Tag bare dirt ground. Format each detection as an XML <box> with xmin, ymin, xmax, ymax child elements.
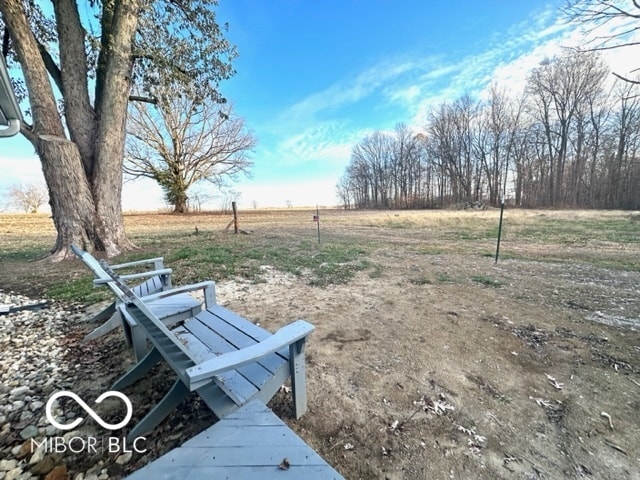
<box><xmin>1</xmin><ymin>209</ymin><xmax>639</xmax><ymax>479</ymax></box>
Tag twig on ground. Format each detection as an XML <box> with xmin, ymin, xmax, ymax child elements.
<box><xmin>486</xmin><ymin>412</ymin><xmax>505</xmax><ymax>428</ymax></box>
<box><xmin>326</xmin><ymin>435</ymin><xmax>350</xmax><ymax>452</ymax></box>
<box><xmin>545</xmin><ymin>373</ymin><xmax>564</xmax><ymax>390</ymax></box>
<box><xmin>603</xmin><ymin>439</ymin><xmax>627</xmax><ymax>456</ymax></box>
<box><xmin>601</xmin><ymin>411</ymin><xmax>614</xmax><ymax>430</ymax></box>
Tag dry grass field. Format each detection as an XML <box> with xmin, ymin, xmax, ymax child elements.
<box><xmin>1</xmin><ymin>208</ymin><xmax>639</xmax><ymax>479</ymax></box>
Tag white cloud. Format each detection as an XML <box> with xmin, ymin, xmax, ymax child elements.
<box><xmin>284</xmin><ymin>59</ymin><xmax>421</xmax><ymax>122</ymax></box>
<box><xmin>273</xmin><ymin>121</ymin><xmax>366</xmax><ymax>168</ymax></box>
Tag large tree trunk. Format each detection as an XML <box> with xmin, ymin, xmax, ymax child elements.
<box><xmin>90</xmin><ymin>0</ymin><xmax>141</xmax><ymax>256</ymax></box>
<box><xmin>1</xmin><ymin>0</ymin><xmax>96</xmax><ymax>260</ymax></box>
<box><xmin>0</xmin><ymin>0</ymin><xmax>139</xmax><ymax>260</ymax></box>
<box><xmin>37</xmin><ymin>136</ymin><xmax>97</xmax><ymax>260</ymax></box>
<box><xmin>173</xmin><ymin>193</ymin><xmax>189</xmax><ymax>214</ymax></box>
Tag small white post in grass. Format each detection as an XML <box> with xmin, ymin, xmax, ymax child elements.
<box><xmin>495</xmin><ymin>196</ymin><xmax>505</xmax><ymax>263</ymax></box>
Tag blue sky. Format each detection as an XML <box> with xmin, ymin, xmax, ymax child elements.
<box><xmin>1</xmin><ymin>1</ymin><xmax>638</xmax><ymax>211</ymax></box>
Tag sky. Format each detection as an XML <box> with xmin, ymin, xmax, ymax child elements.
<box><xmin>1</xmin><ymin>1</ymin><xmax>639</xmax><ymax>212</ymax></box>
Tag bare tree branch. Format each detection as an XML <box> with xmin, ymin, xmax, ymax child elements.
<box><xmin>564</xmin><ymin>1</ymin><xmax>640</xmax><ymax>84</ymax></box>
<box><xmin>613</xmin><ymin>72</ymin><xmax>640</xmax><ymax>84</ymax></box>
<box><xmin>125</xmin><ymin>96</ymin><xmax>255</xmax><ymax>213</ymax></box>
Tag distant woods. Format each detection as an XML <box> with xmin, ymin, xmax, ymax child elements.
<box><xmin>337</xmin><ymin>53</ymin><xmax>640</xmax><ymax>210</ymax></box>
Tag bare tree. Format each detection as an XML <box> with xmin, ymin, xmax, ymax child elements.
<box><xmin>339</xmin><ymin>52</ymin><xmax>640</xmax><ymax>210</ymax></box>
<box><xmin>473</xmin><ymin>84</ymin><xmax>524</xmax><ymax>206</ymax></box>
<box><xmin>563</xmin><ymin>0</ymin><xmax>640</xmax><ymax>84</ymax></box>
<box><xmin>126</xmin><ymin>98</ymin><xmax>255</xmax><ymax>213</ymax></box>
<box><xmin>189</xmin><ymin>189</ymin><xmax>215</xmax><ymax>213</ymax></box>
<box><xmin>526</xmin><ymin>53</ymin><xmax>608</xmax><ymax>204</ymax></box>
<box><xmin>426</xmin><ymin>96</ymin><xmax>480</xmax><ymax>204</ymax></box>
<box><xmin>6</xmin><ymin>183</ymin><xmax>48</xmax><ymax>213</ymax></box>
<box><xmin>219</xmin><ymin>190</ymin><xmax>240</xmax><ymax>214</ymax></box>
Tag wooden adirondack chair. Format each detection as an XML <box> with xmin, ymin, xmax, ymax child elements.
<box><xmin>71</xmin><ymin>245</ymin><xmax>206</xmax><ymax>353</ymax></box>
<box><xmin>98</xmin><ymin>259</ymin><xmax>314</xmax><ymax>441</ymax></box>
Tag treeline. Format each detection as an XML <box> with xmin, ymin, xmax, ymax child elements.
<box><xmin>337</xmin><ymin>52</ymin><xmax>640</xmax><ymax>210</ymax></box>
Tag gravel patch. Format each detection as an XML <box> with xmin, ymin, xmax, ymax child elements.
<box><xmin>0</xmin><ymin>289</ymin><xmax>232</xmax><ymax>480</ymax></box>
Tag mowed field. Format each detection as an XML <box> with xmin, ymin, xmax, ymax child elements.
<box><xmin>1</xmin><ymin>208</ymin><xmax>639</xmax><ymax>479</ymax></box>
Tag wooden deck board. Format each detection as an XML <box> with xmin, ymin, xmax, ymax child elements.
<box><xmin>125</xmin><ymin>400</ymin><xmax>343</xmax><ymax>480</ymax></box>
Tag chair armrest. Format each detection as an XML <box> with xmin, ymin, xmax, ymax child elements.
<box><xmin>111</xmin><ymin>257</ymin><xmax>165</xmax><ymax>270</ymax></box>
<box><xmin>185</xmin><ymin>320</ymin><xmax>314</xmax><ymax>391</ymax></box>
<box><xmin>92</xmin><ymin>268</ymin><xmax>173</xmax><ymax>286</ymax></box>
<box><xmin>140</xmin><ymin>281</ymin><xmax>216</xmax><ymax>309</ymax></box>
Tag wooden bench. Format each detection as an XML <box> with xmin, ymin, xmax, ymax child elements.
<box><xmin>71</xmin><ymin>245</ymin><xmax>204</xmax><ymax>351</ymax></box>
<box><xmin>98</xmin><ymin>261</ymin><xmax>315</xmax><ymax>441</ymax></box>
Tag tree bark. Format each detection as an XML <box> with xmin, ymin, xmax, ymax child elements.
<box><xmin>0</xmin><ymin>0</ymin><xmax>139</xmax><ymax>259</ymax></box>
<box><xmin>91</xmin><ymin>0</ymin><xmax>141</xmax><ymax>256</ymax></box>
<box><xmin>0</xmin><ymin>0</ymin><xmax>98</xmax><ymax>259</ymax></box>
<box><xmin>38</xmin><ymin>136</ymin><xmax>97</xmax><ymax>260</ymax></box>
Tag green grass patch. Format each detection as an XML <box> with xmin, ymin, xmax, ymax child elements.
<box><xmin>436</xmin><ymin>273</ymin><xmax>457</xmax><ymax>284</ymax></box>
<box><xmin>515</xmin><ymin>217</ymin><xmax>640</xmax><ymax>245</ymax></box>
<box><xmin>456</xmin><ymin>227</ymin><xmax>498</xmax><ymax>241</ymax></box>
<box><xmin>381</xmin><ymin>218</ymin><xmax>416</xmax><ymax>229</ymax></box>
<box><xmin>163</xmin><ymin>237</ymin><xmax>370</xmax><ymax>286</ymax></box>
<box><xmin>413</xmin><ymin>245</ymin><xmax>448</xmax><ymax>255</ymax></box>
<box><xmin>0</xmin><ymin>246</ymin><xmax>50</xmax><ymax>262</ymax></box>
<box><xmin>368</xmin><ymin>264</ymin><xmax>384</xmax><ymax>279</ymax></box>
<box><xmin>46</xmin><ymin>277</ymin><xmax>111</xmax><ymax>303</ymax></box>
<box><xmin>470</xmin><ymin>274</ymin><xmax>504</xmax><ymax>288</ymax></box>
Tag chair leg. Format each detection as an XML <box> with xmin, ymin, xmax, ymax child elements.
<box><xmin>88</xmin><ymin>302</ymin><xmax>116</xmax><ymax>324</ymax></box>
<box><xmin>131</xmin><ymin>325</ymin><xmax>149</xmax><ymax>362</ymax></box>
<box><xmin>289</xmin><ymin>338</ymin><xmax>308</xmax><ymax>419</ymax></box>
<box><xmin>83</xmin><ymin>313</ymin><xmax>121</xmax><ymax>342</ymax></box>
<box><xmin>126</xmin><ymin>379</ymin><xmax>190</xmax><ymax>441</ymax></box>
<box><xmin>113</xmin><ymin>347</ymin><xmax>162</xmax><ymax>390</ymax></box>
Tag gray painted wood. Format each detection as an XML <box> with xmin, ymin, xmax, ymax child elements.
<box><xmin>125</xmin><ymin>400</ymin><xmax>344</xmax><ymax>480</ymax></box>
<box><xmin>71</xmin><ymin>245</ymin><xmax>204</xmax><ymax>343</ymax></box>
<box><xmin>80</xmin><ymin>247</ymin><xmax>315</xmax><ymax>448</ymax></box>
<box><xmin>173</xmin><ymin>328</ymin><xmax>259</xmax><ymax>405</ymax></box>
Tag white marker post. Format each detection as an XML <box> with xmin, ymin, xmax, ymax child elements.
<box><xmin>495</xmin><ymin>196</ymin><xmax>505</xmax><ymax>263</ymax></box>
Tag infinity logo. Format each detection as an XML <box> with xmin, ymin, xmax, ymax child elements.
<box><xmin>45</xmin><ymin>391</ymin><xmax>133</xmax><ymax>431</ymax></box>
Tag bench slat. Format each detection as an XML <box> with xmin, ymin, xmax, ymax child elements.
<box><xmin>208</xmin><ymin>304</ymin><xmax>290</xmax><ymax>360</ymax></box>
<box><xmin>173</xmin><ymin>326</ymin><xmax>258</xmax><ymax>405</ymax></box>
<box><xmin>132</xmin><ymin>277</ymin><xmax>162</xmax><ymax>298</ymax></box>
<box><xmin>208</xmin><ymin>305</ymin><xmax>273</xmax><ymax>341</ymax></box>
<box><xmin>193</xmin><ymin>309</ymin><xmax>288</xmax><ymax>373</ymax></box>
<box><xmin>183</xmin><ymin>318</ymin><xmax>274</xmax><ymax>394</ymax></box>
